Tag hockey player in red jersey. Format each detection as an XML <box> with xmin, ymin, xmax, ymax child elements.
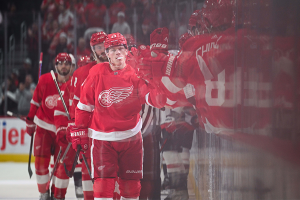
<box><xmin>69</xmin><ymin>31</ymin><xmax>108</xmax><ymax>200</ymax></box>
<box><xmin>26</xmin><ymin>53</ymin><xmax>73</xmax><ymax>200</ymax></box>
<box><xmin>137</xmin><ymin>0</ymin><xmax>271</xmax><ymax>137</ymax></box>
<box><xmin>70</xmin><ymin>32</ymin><xmax>166</xmax><ymax>199</ymax></box>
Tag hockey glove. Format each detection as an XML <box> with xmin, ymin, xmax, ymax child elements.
<box><xmin>126</xmin><ymin>47</ymin><xmax>139</xmax><ymax>69</ymax></box>
<box><xmin>70</xmin><ymin>127</ymin><xmax>89</xmax><ymax>152</ymax></box>
<box><xmin>150</xmin><ymin>27</ymin><xmax>169</xmax><ymax>55</ymax></box>
<box><xmin>26</xmin><ymin>117</ymin><xmax>36</xmax><ymax>136</ymax></box>
<box><xmin>56</xmin><ymin>127</ymin><xmax>69</xmax><ymax>147</ymax></box>
<box><xmin>137</xmin><ymin>52</ymin><xmax>177</xmax><ymax>85</ymax></box>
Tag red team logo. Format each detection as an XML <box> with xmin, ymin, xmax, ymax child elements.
<box><xmin>98</xmin><ymin>85</ymin><xmax>134</xmax><ymax>107</ymax></box>
<box><xmin>45</xmin><ymin>95</ymin><xmax>60</xmax><ymax>109</ymax></box>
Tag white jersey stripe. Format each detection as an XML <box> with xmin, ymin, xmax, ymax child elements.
<box><xmin>30</xmin><ymin>99</ymin><xmax>40</xmax><ymax>107</ymax></box>
<box><xmin>88</xmin><ymin>118</ymin><xmax>142</xmax><ymax>141</ymax></box>
<box><xmin>77</xmin><ymin>102</ymin><xmax>94</xmax><ymax>112</ymax></box>
<box><xmin>34</xmin><ymin>116</ymin><xmax>56</xmax><ymax>133</ymax></box>
<box><xmin>73</xmin><ymin>95</ymin><xmax>80</xmax><ymax>100</ymax></box>
<box><xmin>161</xmin><ymin>76</ymin><xmax>182</xmax><ymax>93</ymax></box>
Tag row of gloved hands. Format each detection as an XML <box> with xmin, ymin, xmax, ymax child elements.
<box><xmin>26</xmin><ymin>117</ymin><xmax>89</xmax><ymax>152</ymax></box>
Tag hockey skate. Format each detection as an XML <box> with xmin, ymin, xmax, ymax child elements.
<box><xmin>39</xmin><ymin>192</ymin><xmax>51</xmax><ymax>200</ymax></box>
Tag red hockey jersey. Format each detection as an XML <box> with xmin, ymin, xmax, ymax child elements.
<box><xmin>75</xmin><ymin>62</ymin><xmax>166</xmax><ymax>141</ymax></box>
<box><xmin>28</xmin><ymin>73</ymin><xmax>65</xmax><ymax>133</ymax></box>
<box><xmin>160</xmin><ymin>27</ymin><xmax>272</xmax><ymax>134</ymax></box>
<box><xmin>69</xmin><ymin>61</ymin><xmax>97</xmax><ymax>119</ymax></box>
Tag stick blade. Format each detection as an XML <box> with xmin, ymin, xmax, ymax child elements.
<box><xmin>28</xmin><ymin>165</ymin><xmax>33</xmax><ymax>178</ymax></box>
<box><xmin>64</xmin><ymin>163</ymin><xmax>73</xmax><ymax>178</ymax></box>
<box><xmin>7</xmin><ymin>111</ymin><xmax>13</xmax><ymax>116</ymax></box>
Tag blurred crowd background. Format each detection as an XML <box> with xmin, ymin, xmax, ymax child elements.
<box><xmin>0</xmin><ymin>0</ymin><xmax>203</xmax><ymax>116</ymax></box>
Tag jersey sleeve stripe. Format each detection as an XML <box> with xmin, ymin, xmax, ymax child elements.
<box><xmin>73</xmin><ymin>95</ymin><xmax>80</xmax><ymax>100</ymax></box>
<box><xmin>166</xmin><ymin>98</ymin><xmax>177</xmax><ymax>105</ymax></box>
<box><xmin>161</xmin><ymin>76</ymin><xmax>182</xmax><ymax>93</ymax></box>
<box><xmin>145</xmin><ymin>93</ymin><xmax>154</xmax><ymax>107</ymax></box>
<box><xmin>77</xmin><ymin>101</ymin><xmax>94</xmax><ymax>112</ymax></box>
<box><xmin>33</xmin><ymin>116</ymin><xmax>56</xmax><ymax>133</ymax></box>
<box><xmin>30</xmin><ymin>99</ymin><xmax>40</xmax><ymax>107</ymax></box>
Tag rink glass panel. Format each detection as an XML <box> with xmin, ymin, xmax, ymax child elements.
<box><xmin>1</xmin><ymin>0</ymin><xmax>300</xmax><ymax>199</ymax></box>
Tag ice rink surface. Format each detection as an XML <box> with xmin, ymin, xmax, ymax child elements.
<box><xmin>0</xmin><ymin>162</ymin><xmax>195</xmax><ymax>200</ymax></box>
<box><xmin>0</xmin><ymin>162</ymin><xmax>80</xmax><ymax>199</ymax></box>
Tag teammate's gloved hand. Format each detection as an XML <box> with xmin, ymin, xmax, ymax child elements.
<box><xmin>150</xmin><ymin>27</ymin><xmax>169</xmax><ymax>54</ymax></box>
<box><xmin>138</xmin><ymin>45</ymin><xmax>151</xmax><ymax>58</ymax></box>
<box><xmin>56</xmin><ymin>127</ymin><xmax>68</xmax><ymax>147</ymax></box>
<box><xmin>26</xmin><ymin>117</ymin><xmax>36</xmax><ymax>136</ymax></box>
<box><xmin>127</xmin><ymin>47</ymin><xmax>139</xmax><ymax>69</ymax></box>
<box><xmin>69</xmin><ymin>126</ymin><xmax>89</xmax><ymax>152</ymax></box>
<box><xmin>137</xmin><ymin>52</ymin><xmax>177</xmax><ymax>84</ymax></box>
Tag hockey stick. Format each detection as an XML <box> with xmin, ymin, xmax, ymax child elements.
<box><xmin>82</xmin><ymin>154</ymin><xmax>94</xmax><ymax>183</ymax></box>
<box><xmin>65</xmin><ymin>145</ymin><xmax>81</xmax><ymax>178</ymax></box>
<box><xmin>6</xmin><ymin>111</ymin><xmax>25</xmax><ymax>121</ymax></box>
<box><xmin>38</xmin><ymin>52</ymin><xmax>43</xmax><ymax>78</ymax></box>
<box><xmin>7</xmin><ymin>111</ymin><xmax>34</xmax><ymax>178</ymax></box>
<box><xmin>50</xmin><ymin>70</ymin><xmax>70</xmax><ymax>120</ymax></box>
<box><xmin>50</xmin><ymin>70</ymin><xmax>72</xmax><ymax>163</ymax></box>
<box><xmin>46</xmin><ymin>146</ymin><xmax>62</xmax><ymax>191</ymax></box>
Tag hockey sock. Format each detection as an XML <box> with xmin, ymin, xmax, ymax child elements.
<box><xmin>82</xmin><ymin>158</ymin><xmax>93</xmax><ymax>200</ymax></box>
<box><xmin>53</xmin><ymin>163</ymin><xmax>70</xmax><ymax>199</ymax></box>
<box><xmin>35</xmin><ymin>156</ymin><xmax>51</xmax><ymax>193</ymax></box>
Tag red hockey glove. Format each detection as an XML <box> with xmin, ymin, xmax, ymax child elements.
<box><xmin>127</xmin><ymin>47</ymin><xmax>139</xmax><ymax>69</ymax></box>
<box><xmin>26</xmin><ymin>117</ymin><xmax>36</xmax><ymax>136</ymax></box>
<box><xmin>137</xmin><ymin>52</ymin><xmax>177</xmax><ymax>84</ymax></box>
<box><xmin>150</xmin><ymin>27</ymin><xmax>169</xmax><ymax>54</ymax></box>
<box><xmin>138</xmin><ymin>45</ymin><xmax>151</xmax><ymax>58</ymax></box>
<box><xmin>70</xmin><ymin>126</ymin><xmax>89</xmax><ymax>152</ymax></box>
<box><xmin>56</xmin><ymin>127</ymin><xmax>68</xmax><ymax>147</ymax></box>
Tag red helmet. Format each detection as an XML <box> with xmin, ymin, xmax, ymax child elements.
<box><xmin>90</xmin><ymin>31</ymin><xmax>107</xmax><ymax>47</ymax></box>
<box><xmin>201</xmin><ymin>0</ymin><xmax>233</xmax><ymax>30</ymax></box>
<box><xmin>55</xmin><ymin>53</ymin><xmax>71</xmax><ymax>64</ymax></box>
<box><xmin>188</xmin><ymin>10</ymin><xmax>201</xmax><ymax>30</ymax></box>
<box><xmin>77</xmin><ymin>55</ymin><xmax>92</xmax><ymax>68</ymax></box>
<box><xmin>179</xmin><ymin>32</ymin><xmax>192</xmax><ymax>49</ymax></box>
<box><xmin>104</xmin><ymin>33</ymin><xmax>127</xmax><ymax>50</ymax></box>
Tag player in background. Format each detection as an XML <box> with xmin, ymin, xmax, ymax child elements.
<box><xmin>53</xmin><ymin>53</ymin><xmax>84</xmax><ymax>200</ymax></box>
<box><xmin>26</xmin><ymin>53</ymin><xmax>73</xmax><ymax>200</ymax></box>
<box><xmin>69</xmin><ymin>31</ymin><xmax>108</xmax><ymax>200</ymax></box>
<box><xmin>70</xmin><ymin>32</ymin><xmax>166</xmax><ymax>199</ymax></box>
<box><xmin>160</xmin><ymin>107</ymin><xmax>195</xmax><ymax>200</ymax></box>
